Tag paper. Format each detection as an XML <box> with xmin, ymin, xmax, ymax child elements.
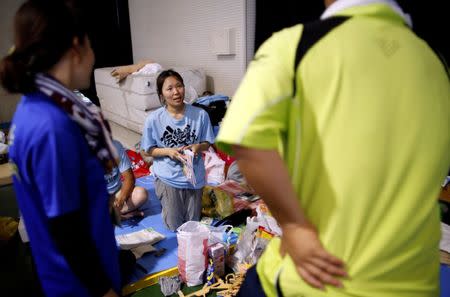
<box><xmin>115</xmin><ymin>227</ymin><xmax>165</xmax><ymax>250</ymax></box>
<box><xmin>182</xmin><ymin>149</ymin><xmax>196</xmax><ymax>187</ymax></box>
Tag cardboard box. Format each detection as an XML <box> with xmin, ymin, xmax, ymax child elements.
<box><xmin>208</xmin><ymin>242</ymin><xmax>225</xmax><ymax>277</ymax></box>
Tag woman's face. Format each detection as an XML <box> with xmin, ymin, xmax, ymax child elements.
<box><xmin>73</xmin><ymin>36</ymin><xmax>95</xmax><ymax>90</ymax></box>
<box><xmin>161</xmin><ymin>75</ymin><xmax>185</xmax><ymax>108</ymax></box>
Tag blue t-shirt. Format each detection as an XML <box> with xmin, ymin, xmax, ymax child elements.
<box><xmin>105</xmin><ymin>140</ymin><xmax>132</xmax><ymax>194</ymax></box>
<box><xmin>141</xmin><ymin>104</ymin><xmax>215</xmax><ymax>189</ymax></box>
<box><xmin>8</xmin><ymin>92</ymin><xmax>121</xmax><ymax>297</ymax></box>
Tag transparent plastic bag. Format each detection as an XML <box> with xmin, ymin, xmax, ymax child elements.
<box><xmin>201</xmin><ymin>187</ymin><xmax>234</xmax><ymax>218</ymax></box>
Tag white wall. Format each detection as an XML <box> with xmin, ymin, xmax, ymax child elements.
<box><xmin>0</xmin><ymin>0</ymin><xmax>23</xmax><ymax>123</ymax></box>
<box><xmin>246</xmin><ymin>0</ymin><xmax>256</xmax><ymax>66</ymax></box>
<box><xmin>128</xmin><ymin>0</ymin><xmax>255</xmax><ymax>96</ymax></box>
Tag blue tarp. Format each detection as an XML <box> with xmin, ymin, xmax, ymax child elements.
<box><xmin>114</xmin><ymin>175</ymin><xmax>178</xmax><ymax>284</ymax></box>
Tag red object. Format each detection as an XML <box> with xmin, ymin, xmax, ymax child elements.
<box><xmin>126</xmin><ymin>149</ymin><xmax>150</xmax><ymax>179</ymax></box>
<box><xmin>214</xmin><ymin>146</ymin><xmax>236</xmax><ymax>175</ymax></box>
<box><xmin>215</xmin><ymin>148</ymin><xmax>236</xmax><ymax>166</ymax></box>
<box><xmin>216</xmin><ymin>180</ymin><xmax>249</xmax><ymax>196</ymax></box>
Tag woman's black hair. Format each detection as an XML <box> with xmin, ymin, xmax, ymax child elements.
<box><xmin>156</xmin><ymin>69</ymin><xmax>184</xmax><ymax>105</ymax></box>
<box><xmin>0</xmin><ymin>0</ymin><xmax>89</xmax><ymax>93</ymax></box>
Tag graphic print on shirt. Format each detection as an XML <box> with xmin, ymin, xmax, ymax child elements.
<box><xmin>160</xmin><ymin>125</ymin><xmax>198</xmax><ymax>147</ymax></box>
<box><xmin>105</xmin><ymin>167</ymin><xmax>120</xmax><ymax>185</ymax></box>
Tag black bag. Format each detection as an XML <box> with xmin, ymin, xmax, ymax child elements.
<box><xmin>118</xmin><ymin>249</ymin><xmax>136</xmax><ymax>286</ymax></box>
<box><xmin>212</xmin><ymin>208</ymin><xmax>253</xmax><ymax>227</ymax></box>
<box><xmin>192</xmin><ymin>100</ymin><xmax>227</xmax><ymax>126</ymax></box>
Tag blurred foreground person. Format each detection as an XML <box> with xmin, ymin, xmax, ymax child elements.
<box><xmin>217</xmin><ymin>0</ymin><xmax>449</xmax><ymax>296</ymax></box>
<box><xmin>0</xmin><ymin>1</ymin><xmax>121</xmax><ymax>296</ymax></box>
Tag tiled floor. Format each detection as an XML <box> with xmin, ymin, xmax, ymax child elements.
<box><xmin>109</xmin><ymin>121</ymin><xmax>142</xmax><ymax>150</ymax></box>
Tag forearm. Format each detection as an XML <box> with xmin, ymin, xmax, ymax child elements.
<box><xmin>119</xmin><ymin>59</ymin><xmax>153</xmax><ymax>74</ymax></box>
<box><xmin>118</xmin><ymin>169</ymin><xmax>135</xmax><ymax>201</ymax></box>
<box><xmin>148</xmin><ymin>147</ymin><xmax>170</xmax><ymax>158</ymax></box>
<box><xmin>232</xmin><ymin>145</ymin><xmax>308</xmax><ymax>228</ymax></box>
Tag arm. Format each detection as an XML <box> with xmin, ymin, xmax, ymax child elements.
<box><xmin>143</xmin><ymin>146</ymin><xmax>186</xmax><ymax>163</ymax></box>
<box><xmin>110</xmin><ymin>59</ymin><xmax>153</xmax><ymax>82</ymax></box>
<box><xmin>33</xmin><ymin>128</ymin><xmax>119</xmax><ymax>297</ymax></box>
<box><xmin>183</xmin><ymin>141</ymin><xmax>211</xmax><ymax>155</ymax></box>
<box><xmin>114</xmin><ymin>168</ymin><xmax>135</xmax><ymax>210</ymax></box>
<box><xmin>232</xmin><ymin>145</ymin><xmax>347</xmax><ymax>290</ymax></box>
<box><xmin>49</xmin><ymin>211</ymin><xmax>119</xmax><ymax>297</ymax></box>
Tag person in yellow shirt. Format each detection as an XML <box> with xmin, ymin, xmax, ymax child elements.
<box><xmin>217</xmin><ymin>0</ymin><xmax>449</xmax><ymax>296</ymax></box>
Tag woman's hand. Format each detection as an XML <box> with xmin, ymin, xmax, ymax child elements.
<box><xmin>280</xmin><ymin>222</ymin><xmax>347</xmax><ymax>290</ymax></box>
<box><xmin>166</xmin><ymin>147</ymin><xmax>186</xmax><ymax>163</ymax></box>
<box><xmin>182</xmin><ymin>142</ymin><xmax>210</xmax><ymax>156</ymax></box>
<box><xmin>182</xmin><ymin>144</ymin><xmax>199</xmax><ymax>155</ymax></box>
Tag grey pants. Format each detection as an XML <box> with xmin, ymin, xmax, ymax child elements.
<box><xmin>154</xmin><ymin>179</ymin><xmax>202</xmax><ymax>231</ymax></box>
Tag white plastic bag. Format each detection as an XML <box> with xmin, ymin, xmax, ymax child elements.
<box><xmin>230</xmin><ymin>206</ymin><xmax>282</xmax><ymax>272</ymax></box>
<box><xmin>177</xmin><ymin>221</ymin><xmax>210</xmax><ymax>286</ymax></box>
<box><xmin>203</xmin><ymin>147</ymin><xmax>225</xmax><ymax>185</ymax></box>
<box><xmin>207</xmin><ymin>224</ymin><xmax>233</xmax><ymax>246</ymax></box>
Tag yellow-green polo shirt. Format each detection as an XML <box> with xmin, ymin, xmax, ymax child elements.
<box><xmin>217</xmin><ymin>3</ymin><xmax>450</xmax><ymax>297</ymax></box>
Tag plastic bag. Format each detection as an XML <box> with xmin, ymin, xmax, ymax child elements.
<box><xmin>201</xmin><ymin>186</ymin><xmax>234</xmax><ymax>219</ymax></box>
<box><xmin>126</xmin><ymin>149</ymin><xmax>150</xmax><ymax>179</ymax></box>
<box><xmin>203</xmin><ymin>147</ymin><xmax>225</xmax><ymax>185</ymax></box>
<box><xmin>177</xmin><ymin>221</ymin><xmax>209</xmax><ymax>286</ymax></box>
<box><xmin>228</xmin><ymin>206</ymin><xmax>282</xmax><ymax>273</ymax></box>
<box><xmin>206</xmin><ymin>224</ymin><xmax>233</xmax><ymax>246</ymax></box>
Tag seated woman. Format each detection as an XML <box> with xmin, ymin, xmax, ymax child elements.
<box><xmin>141</xmin><ymin>69</ymin><xmax>215</xmax><ymax>231</ymax></box>
<box><xmin>105</xmin><ymin>139</ymin><xmax>148</xmax><ymax>219</ymax></box>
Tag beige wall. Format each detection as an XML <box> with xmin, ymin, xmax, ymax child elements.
<box><xmin>0</xmin><ymin>0</ymin><xmax>23</xmax><ymax>123</ymax></box>
<box><xmin>128</xmin><ymin>0</ymin><xmax>255</xmax><ymax>96</ymax></box>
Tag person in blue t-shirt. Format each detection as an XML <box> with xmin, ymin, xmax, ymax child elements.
<box><xmin>0</xmin><ymin>1</ymin><xmax>121</xmax><ymax>297</ymax></box>
<box><xmin>106</xmin><ymin>139</ymin><xmax>148</xmax><ymax>219</ymax></box>
<box><xmin>141</xmin><ymin>69</ymin><xmax>215</xmax><ymax>231</ymax></box>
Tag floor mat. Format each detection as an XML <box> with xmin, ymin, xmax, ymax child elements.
<box><xmin>114</xmin><ymin>175</ymin><xmax>178</xmax><ymax>285</ymax></box>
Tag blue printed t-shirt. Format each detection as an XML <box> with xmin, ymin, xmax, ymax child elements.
<box><xmin>105</xmin><ymin>140</ymin><xmax>132</xmax><ymax>194</ymax></box>
<box><xmin>141</xmin><ymin>104</ymin><xmax>215</xmax><ymax>189</ymax></box>
<box><xmin>8</xmin><ymin>92</ymin><xmax>121</xmax><ymax>297</ymax></box>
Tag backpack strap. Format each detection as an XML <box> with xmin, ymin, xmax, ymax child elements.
<box><xmin>292</xmin><ymin>16</ymin><xmax>350</xmax><ymax>98</ymax></box>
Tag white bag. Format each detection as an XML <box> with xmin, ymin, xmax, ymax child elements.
<box><xmin>231</xmin><ymin>206</ymin><xmax>282</xmax><ymax>271</ymax></box>
<box><xmin>207</xmin><ymin>224</ymin><xmax>233</xmax><ymax>246</ymax></box>
<box><xmin>203</xmin><ymin>147</ymin><xmax>225</xmax><ymax>185</ymax></box>
<box><xmin>177</xmin><ymin>221</ymin><xmax>210</xmax><ymax>286</ymax></box>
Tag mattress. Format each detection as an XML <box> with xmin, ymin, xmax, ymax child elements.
<box><xmin>95</xmin><ymin>66</ymin><xmax>206</xmax><ymax>109</ymax></box>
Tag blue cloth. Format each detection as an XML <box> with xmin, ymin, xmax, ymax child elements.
<box><xmin>442</xmin><ymin>264</ymin><xmax>450</xmax><ymax>297</ymax></box>
<box><xmin>213</xmin><ymin>125</ymin><xmax>220</xmax><ymax>138</ymax></box>
<box><xmin>141</xmin><ymin>105</ymin><xmax>215</xmax><ymax>189</ymax></box>
<box><xmin>105</xmin><ymin>140</ymin><xmax>132</xmax><ymax>194</ymax></box>
<box><xmin>115</xmin><ymin>175</ymin><xmax>178</xmax><ymax>283</ymax></box>
<box><xmin>195</xmin><ymin>94</ymin><xmax>229</xmax><ymax>106</ymax></box>
<box><xmin>9</xmin><ymin>92</ymin><xmax>121</xmax><ymax>297</ymax></box>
